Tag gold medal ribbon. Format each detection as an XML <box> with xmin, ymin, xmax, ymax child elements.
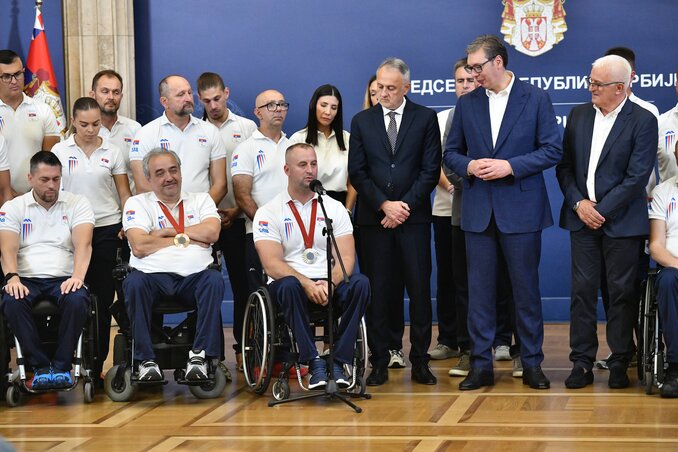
<box><xmin>287</xmin><ymin>199</ymin><xmax>317</xmax><ymax>250</ymax></box>
<box><xmin>158</xmin><ymin>200</ymin><xmax>185</xmax><ymax>233</ymax></box>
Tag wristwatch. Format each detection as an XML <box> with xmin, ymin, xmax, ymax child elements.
<box><xmin>573</xmin><ymin>201</ymin><xmax>581</xmax><ymax>211</ymax></box>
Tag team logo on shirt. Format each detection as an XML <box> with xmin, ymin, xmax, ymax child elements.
<box><xmin>131</xmin><ymin>139</ymin><xmax>140</xmax><ymax>154</ymax></box>
<box><xmin>124</xmin><ymin>137</ymin><xmax>132</xmax><ymax>143</ymax></box>
<box><xmin>0</xmin><ymin>116</ymin><xmax>4</xmax><ymax>131</ymax></box>
<box><xmin>284</xmin><ymin>217</ymin><xmax>293</xmax><ymax>239</ymax></box>
<box><xmin>21</xmin><ymin>218</ymin><xmax>32</xmax><ymax>240</ymax></box>
<box><xmin>231</xmin><ymin>154</ymin><xmax>239</xmax><ymax>168</ymax></box>
<box><xmin>256</xmin><ymin>149</ymin><xmax>266</xmax><ymax>170</ymax></box>
<box><xmin>667</xmin><ymin>197</ymin><xmax>677</xmax><ymax>220</ymax></box>
<box><xmin>233</xmin><ymin>133</ymin><xmax>242</xmax><ymax>140</ymax></box>
<box><xmin>125</xmin><ymin>210</ymin><xmax>135</xmax><ymax>221</ymax></box>
<box><xmin>158</xmin><ymin>215</ymin><xmax>168</xmax><ymax>228</ymax></box>
<box><xmin>100</xmin><ymin>157</ymin><xmax>110</xmax><ymax>168</ymax></box>
<box><xmin>187</xmin><ymin>214</ymin><xmax>194</xmax><ymax>220</ymax></box>
<box><xmin>27</xmin><ymin>111</ymin><xmax>38</xmax><ymax>120</ymax></box>
<box><xmin>316</xmin><ymin>216</ymin><xmax>325</xmax><ymax>224</ymax></box>
<box><xmin>62</xmin><ymin>215</ymin><xmax>69</xmax><ymax>225</ymax></box>
<box><xmin>68</xmin><ymin>156</ymin><xmax>78</xmax><ymax>174</ymax></box>
<box><xmin>0</xmin><ymin>212</ymin><xmax>5</xmax><ymax>223</ymax></box>
<box><xmin>258</xmin><ymin>220</ymin><xmax>269</xmax><ymax>234</ymax></box>
<box><xmin>197</xmin><ymin>137</ymin><xmax>208</xmax><ymax>146</ymax></box>
<box><xmin>160</xmin><ymin>138</ymin><xmax>171</xmax><ymax>150</ymax></box>
<box><xmin>665</xmin><ymin>131</ymin><xmax>676</xmax><ymax>154</ymax></box>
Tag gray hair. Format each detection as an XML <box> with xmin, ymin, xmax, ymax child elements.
<box><xmin>142</xmin><ymin>148</ymin><xmax>182</xmax><ymax>178</ymax></box>
<box><xmin>377</xmin><ymin>57</ymin><xmax>410</xmax><ymax>83</ymax></box>
<box><xmin>592</xmin><ymin>55</ymin><xmax>633</xmax><ymax>88</ymax></box>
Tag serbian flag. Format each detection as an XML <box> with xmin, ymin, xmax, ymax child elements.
<box><xmin>23</xmin><ymin>3</ymin><xmax>67</xmax><ymax>134</ymax></box>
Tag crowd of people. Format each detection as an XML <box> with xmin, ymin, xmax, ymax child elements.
<box><xmin>1</xmin><ymin>32</ymin><xmax>677</xmax><ymax>398</ymax></box>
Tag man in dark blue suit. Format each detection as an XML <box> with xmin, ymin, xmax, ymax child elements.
<box><xmin>556</xmin><ymin>54</ymin><xmax>657</xmax><ymax>389</ymax></box>
<box><xmin>348</xmin><ymin>58</ymin><xmax>441</xmax><ymax>386</ymax></box>
<box><xmin>443</xmin><ymin>35</ymin><xmax>562</xmax><ymax>390</ymax></box>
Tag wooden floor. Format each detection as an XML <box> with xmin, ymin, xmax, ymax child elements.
<box><xmin>1</xmin><ymin>324</ymin><xmax>678</xmax><ymax>451</ymax></box>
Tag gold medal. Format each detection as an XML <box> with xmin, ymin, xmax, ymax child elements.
<box><xmin>174</xmin><ymin>233</ymin><xmax>190</xmax><ymax>248</ymax></box>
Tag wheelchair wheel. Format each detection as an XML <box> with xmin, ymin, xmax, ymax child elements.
<box><xmin>271</xmin><ymin>379</ymin><xmax>290</xmax><ymax>401</ymax></box>
<box><xmin>104</xmin><ymin>365</ymin><xmax>137</xmax><ymax>402</ymax></box>
<box><xmin>6</xmin><ymin>385</ymin><xmax>20</xmax><ymax>407</ymax></box>
<box><xmin>84</xmin><ymin>381</ymin><xmax>94</xmax><ymax>403</ymax></box>
<box><xmin>188</xmin><ymin>362</ymin><xmax>227</xmax><ymax>399</ymax></box>
<box><xmin>242</xmin><ymin>288</ymin><xmax>276</xmax><ymax>395</ymax></box>
<box><xmin>638</xmin><ymin>278</ymin><xmax>653</xmax><ymax>384</ymax></box>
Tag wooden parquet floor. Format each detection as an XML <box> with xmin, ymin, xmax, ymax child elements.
<box><xmin>1</xmin><ymin>324</ymin><xmax>678</xmax><ymax>451</ymax></box>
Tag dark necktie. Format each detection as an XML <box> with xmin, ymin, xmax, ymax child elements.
<box><xmin>387</xmin><ymin>111</ymin><xmax>397</xmax><ymax>153</ymax></box>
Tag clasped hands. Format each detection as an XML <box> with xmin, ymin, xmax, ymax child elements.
<box><xmin>380</xmin><ymin>200</ymin><xmax>410</xmax><ymax>229</ymax></box>
<box><xmin>468</xmin><ymin>158</ymin><xmax>513</xmax><ymax>180</ymax></box>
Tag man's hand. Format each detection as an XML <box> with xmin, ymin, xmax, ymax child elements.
<box><xmin>218</xmin><ymin>208</ymin><xmax>239</xmax><ymax>229</ymax></box>
<box><xmin>303</xmin><ymin>279</ymin><xmax>328</xmax><ymax>306</ymax></box>
<box><xmin>576</xmin><ymin>199</ymin><xmax>605</xmax><ymax>230</ymax></box>
<box><xmin>60</xmin><ymin>277</ymin><xmax>85</xmax><ymax>294</ymax></box>
<box><xmin>380</xmin><ymin>200</ymin><xmax>410</xmax><ymax>225</ymax></box>
<box><xmin>470</xmin><ymin>158</ymin><xmax>513</xmax><ymax>180</ymax></box>
<box><xmin>4</xmin><ymin>277</ymin><xmax>29</xmax><ymax>299</ymax></box>
<box><xmin>117</xmin><ymin>228</ymin><xmax>126</xmax><ymax>240</ymax></box>
<box><xmin>150</xmin><ymin>227</ymin><xmax>176</xmax><ymax>238</ymax></box>
<box><xmin>381</xmin><ymin>217</ymin><xmax>399</xmax><ymax>229</ymax></box>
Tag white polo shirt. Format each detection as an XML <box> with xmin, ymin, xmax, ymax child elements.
<box><xmin>52</xmin><ymin>136</ymin><xmax>127</xmax><ymax>227</ymax></box>
<box><xmin>231</xmin><ymin>130</ymin><xmax>290</xmax><ymax>233</ymax></box>
<box><xmin>650</xmin><ymin>176</ymin><xmax>678</xmax><ymax>258</ymax></box>
<box><xmin>0</xmin><ymin>93</ymin><xmax>60</xmax><ymax>194</ymax></box>
<box><xmin>208</xmin><ymin>109</ymin><xmax>257</xmax><ymax>211</ymax></box>
<box><xmin>0</xmin><ymin>190</ymin><xmax>94</xmax><ymax>278</ymax></box>
<box><xmin>130</xmin><ymin>113</ymin><xmax>226</xmax><ymax>193</ymax></box>
<box><xmin>123</xmin><ymin>191</ymin><xmax>219</xmax><ymax>277</ymax></box>
<box><xmin>289</xmin><ymin>128</ymin><xmax>351</xmax><ymax>193</ymax></box>
<box><xmin>0</xmin><ymin>135</ymin><xmax>9</xmax><ymax>171</ymax></box>
<box><xmin>657</xmin><ymin>102</ymin><xmax>678</xmax><ymax>183</ymax></box>
<box><xmin>99</xmin><ymin>114</ymin><xmax>141</xmax><ymax>193</ymax></box>
<box><xmin>253</xmin><ymin>191</ymin><xmax>353</xmax><ymax>280</ymax></box>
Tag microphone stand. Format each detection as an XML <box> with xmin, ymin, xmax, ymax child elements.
<box><xmin>268</xmin><ymin>191</ymin><xmax>370</xmax><ymax>413</ymax></box>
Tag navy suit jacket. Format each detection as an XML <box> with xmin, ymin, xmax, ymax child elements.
<box><xmin>443</xmin><ymin>78</ymin><xmax>562</xmax><ymax>233</ymax></box>
<box><xmin>556</xmin><ymin>100</ymin><xmax>658</xmax><ymax>237</ymax></box>
<box><xmin>348</xmin><ymin>98</ymin><xmax>441</xmax><ymax>226</ymax></box>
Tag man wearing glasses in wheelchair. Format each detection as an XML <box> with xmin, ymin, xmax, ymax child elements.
<box><xmin>122</xmin><ymin>148</ymin><xmax>224</xmax><ymax>382</ymax></box>
<box><xmin>253</xmin><ymin>143</ymin><xmax>370</xmax><ymax>388</ymax></box>
<box><xmin>0</xmin><ymin>151</ymin><xmax>94</xmax><ymax>389</ymax></box>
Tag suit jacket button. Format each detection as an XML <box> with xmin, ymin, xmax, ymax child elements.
<box><xmin>391</xmin><ymin>163</ymin><xmax>395</xmax><ymax>168</ymax></box>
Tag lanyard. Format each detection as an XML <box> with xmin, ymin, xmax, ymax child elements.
<box><xmin>157</xmin><ymin>201</ymin><xmax>185</xmax><ymax>233</ymax></box>
<box><xmin>287</xmin><ymin>199</ymin><xmax>317</xmax><ymax>249</ymax></box>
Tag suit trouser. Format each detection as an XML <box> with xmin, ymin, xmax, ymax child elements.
<box><xmin>85</xmin><ymin>222</ymin><xmax>123</xmax><ymax>375</ymax></box>
<box><xmin>1</xmin><ymin>277</ymin><xmax>89</xmax><ymax>370</ymax></box>
<box><xmin>655</xmin><ymin>267</ymin><xmax>678</xmax><ymax>364</ymax></box>
<box><xmin>269</xmin><ymin>274</ymin><xmax>370</xmax><ymax>364</ymax></box>
<box><xmin>569</xmin><ymin>229</ymin><xmax>641</xmax><ymax>370</ymax></box>
<box><xmin>218</xmin><ymin>218</ymin><xmax>248</xmax><ymax>353</ymax></box>
<box><xmin>360</xmin><ymin>223</ymin><xmax>432</xmax><ymax>367</ymax></box>
<box><xmin>123</xmin><ymin>269</ymin><xmax>224</xmax><ymax>361</ymax></box>
<box><xmin>465</xmin><ymin>217</ymin><xmax>544</xmax><ymax>370</ymax></box>
<box><xmin>451</xmin><ymin>225</ymin><xmax>470</xmax><ymax>351</ymax></box>
<box><xmin>433</xmin><ymin>216</ymin><xmax>457</xmax><ymax>349</ymax></box>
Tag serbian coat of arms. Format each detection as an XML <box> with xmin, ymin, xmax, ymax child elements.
<box><xmin>501</xmin><ymin>0</ymin><xmax>567</xmax><ymax>57</ymax></box>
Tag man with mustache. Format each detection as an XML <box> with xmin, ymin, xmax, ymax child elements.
<box><xmin>129</xmin><ymin>75</ymin><xmax>227</xmax><ymax>205</ymax></box>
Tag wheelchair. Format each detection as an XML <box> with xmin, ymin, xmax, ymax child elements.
<box><xmin>241</xmin><ymin>285</ymin><xmax>368</xmax><ymax>402</ymax></box>
<box><xmin>637</xmin><ymin>268</ymin><xmax>666</xmax><ymax>394</ymax></box>
<box><xmin>103</xmin><ymin>253</ymin><xmax>229</xmax><ymax>402</ymax></box>
<box><xmin>0</xmin><ymin>293</ymin><xmax>99</xmax><ymax>407</ymax></box>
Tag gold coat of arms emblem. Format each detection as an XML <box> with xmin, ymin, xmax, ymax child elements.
<box><xmin>501</xmin><ymin>0</ymin><xmax>567</xmax><ymax>57</ymax></box>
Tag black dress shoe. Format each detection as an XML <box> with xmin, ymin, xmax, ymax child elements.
<box><xmin>522</xmin><ymin>366</ymin><xmax>550</xmax><ymax>389</ymax></box>
<box><xmin>660</xmin><ymin>365</ymin><xmax>678</xmax><ymax>398</ymax></box>
<box><xmin>459</xmin><ymin>368</ymin><xmax>494</xmax><ymax>390</ymax></box>
<box><xmin>366</xmin><ymin>366</ymin><xmax>388</xmax><ymax>386</ymax></box>
<box><xmin>564</xmin><ymin>366</ymin><xmax>593</xmax><ymax>389</ymax></box>
<box><xmin>411</xmin><ymin>364</ymin><xmax>437</xmax><ymax>385</ymax></box>
<box><xmin>608</xmin><ymin>365</ymin><xmax>630</xmax><ymax>389</ymax></box>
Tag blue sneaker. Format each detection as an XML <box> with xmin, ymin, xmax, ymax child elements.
<box><xmin>31</xmin><ymin>368</ymin><xmax>52</xmax><ymax>390</ymax></box>
<box><xmin>308</xmin><ymin>358</ymin><xmax>327</xmax><ymax>389</ymax></box>
<box><xmin>51</xmin><ymin>369</ymin><xmax>73</xmax><ymax>388</ymax></box>
<box><xmin>332</xmin><ymin>361</ymin><xmax>349</xmax><ymax>388</ymax></box>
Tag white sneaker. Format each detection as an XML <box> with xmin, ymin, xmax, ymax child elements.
<box><xmin>429</xmin><ymin>343</ymin><xmax>460</xmax><ymax>360</ymax></box>
<box><xmin>494</xmin><ymin>345</ymin><xmax>511</xmax><ymax>361</ymax></box>
<box><xmin>512</xmin><ymin>356</ymin><xmax>523</xmax><ymax>378</ymax></box>
<box><xmin>186</xmin><ymin>350</ymin><xmax>208</xmax><ymax>381</ymax></box>
<box><xmin>388</xmin><ymin>349</ymin><xmax>406</xmax><ymax>368</ymax></box>
<box><xmin>138</xmin><ymin>360</ymin><xmax>162</xmax><ymax>381</ymax></box>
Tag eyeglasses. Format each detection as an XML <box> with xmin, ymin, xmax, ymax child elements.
<box><xmin>464</xmin><ymin>57</ymin><xmax>494</xmax><ymax>74</ymax></box>
<box><xmin>0</xmin><ymin>68</ymin><xmax>25</xmax><ymax>83</ymax></box>
<box><xmin>257</xmin><ymin>101</ymin><xmax>290</xmax><ymax>112</ymax></box>
<box><xmin>587</xmin><ymin>77</ymin><xmax>623</xmax><ymax>89</ymax></box>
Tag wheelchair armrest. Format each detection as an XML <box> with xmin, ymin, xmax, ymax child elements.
<box><xmin>208</xmin><ymin>247</ymin><xmax>222</xmax><ymax>271</ymax></box>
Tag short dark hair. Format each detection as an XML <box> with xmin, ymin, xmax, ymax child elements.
<box><xmin>91</xmin><ymin>69</ymin><xmax>123</xmax><ymax>91</ymax></box>
<box><xmin>605</xmin><ymin>46</ymin><xmax>636</xmax><ymax>71</ymax></box>
<box><xmin>453</xmin><ymin>58</ymin><xmax>468</xmax><ymax>74</ymax></box>
<box><xmin>196</xmin><ymin>72</ymin><xmax>225</xmax><ymax>94</ymax></box>
<box><xmin>0</xmin><ymin>49</ymin><xmax>21</xmax><ymax>66</ymax></box>
<box><xmin>30</xmin><ymin>150</ymin><xmax>62</xmax><ymax>174</ymax></box>
<box><xmin>303</xmin><ymin>84</ymin><xmax>346</xmax><ymax>151</ymax></box>
<box><xmin>467</xmin><ymin>35</ymin><xmax>509</xmax><ymax>69</ymax></box>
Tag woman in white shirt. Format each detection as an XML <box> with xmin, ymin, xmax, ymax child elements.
<box><xmin>289</xmin><ymin>85</ymin><xmax>357</xmax><ymax>211</ymax></box>
<box><xmin>52</xmin><ymin>97</ymin><xmax>132</xmax><ymax>385</ymax></box>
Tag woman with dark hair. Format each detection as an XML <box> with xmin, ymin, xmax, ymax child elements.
<box><xmin>290</xmin><ymin>84</ymin><xmax>356</xmax><ymax>211</ymax></box>
<box><xmin>51</xmin><ymin>96</ymin><xmax>132</xmax><ymax>386</ymax></box>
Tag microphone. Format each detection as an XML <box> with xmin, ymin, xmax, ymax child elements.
<box><xmin>309</xmin><ymin>179</ymin><xmax>326</xmax><ymax>195</ymax></box>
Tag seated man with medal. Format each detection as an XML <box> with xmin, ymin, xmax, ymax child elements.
<box><xmin>122</xmin><ymin>148</ymin><xmax>224</xmax><ymax>382</ymax></box>
<box><xmin>253</xmin><ymin>143</ymin><xmax>370</xmax><ymax>389</ymax></box>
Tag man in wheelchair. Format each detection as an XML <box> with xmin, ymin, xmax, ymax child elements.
<box><xmin>122</xmin><ymin>148</ymin><xmax>223</xmax><ymax>382</ymax></box>
<box><xmin>0</xmin><ymin>151</ymin><xmax>94</xmax><ymax>390</ymax></box>
<box><xmin>253</xmin><ymin>143</ymin><xmax>369</xmax><ymax>389</ymax></box>
<box><xmin>648</xmin><ymin>142</ymin><xmax>678</xmax><ymax>398</ymax></box>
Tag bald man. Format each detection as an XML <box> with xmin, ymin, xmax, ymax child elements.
<box><xmin>130</xmin><ymin>75</ymin><xmax>227</xmax><ymax>205</ymax></box>
<box><xmin>231</xmin><ymin>89</ymin><xmax>291</xmax><ymax>289</ymax></box>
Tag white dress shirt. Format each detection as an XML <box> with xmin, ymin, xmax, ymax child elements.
<box><xmin>381</xmin><ymin>98</ymin><xmax>406</xmax><ymax>132</ymax></box>
<box><xmin>486</xmin><ymin>71</ymin><xmax>516</xmax><ymax>148</ymax></box>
